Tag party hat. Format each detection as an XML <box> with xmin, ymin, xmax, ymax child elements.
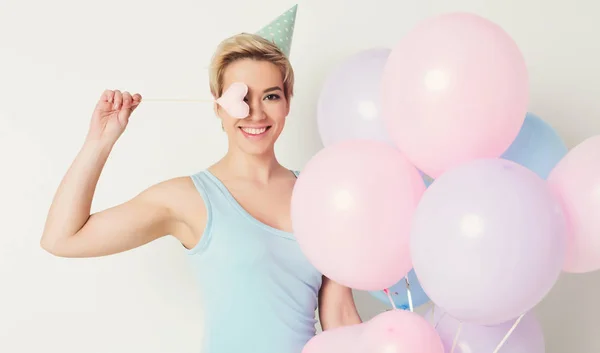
<box><xmin>255</xmin><ymin>4</ymin><xmax>297</xmax><ymax>57</ymax></box>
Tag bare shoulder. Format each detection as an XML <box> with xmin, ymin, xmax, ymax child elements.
<box><xmin>138</xmin><ymin>176</ymin><xmax>195</xmax><ymax>211</ymax></box>
<box><xmin>150</xmin><ymin>176</ymin><xmax>197</xmax><ymax>198</ymax></box>
<box><xmin>147</xmin><ymin>175</ymin><xmax>208</xmax><ymax>249</ymax></box>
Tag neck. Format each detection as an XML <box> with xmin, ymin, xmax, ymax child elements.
<box><xmin>218</xmin><ymin>146</ymin><xmax>283</xmax><ymax>183</ymax></box>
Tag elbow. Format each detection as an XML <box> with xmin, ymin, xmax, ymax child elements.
<box><xmin>40</xmin><ymin>234</ymin><xmax>65</xmax><ymax>257</ymax></box>
<box><xmin>40</xmin><ymin>236</ymin><xmax>56</xmax><ymax>255</ymax></box>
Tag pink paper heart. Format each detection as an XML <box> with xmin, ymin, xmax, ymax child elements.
<box><xmin>216</xmin><ymin>82</ymin><xmax>249</xmax><ymax>119</ymax></box>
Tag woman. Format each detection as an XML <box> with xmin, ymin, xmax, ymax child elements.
<box><xmin>40</xmin><ymin>31</ymin><xmax>362</xmax><ymax>352</ymax></box>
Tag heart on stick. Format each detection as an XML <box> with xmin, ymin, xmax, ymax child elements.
<box><xmin>303</xmin><ymin>310</ymin><xmax>444</xmax><ymax>353</ymax></box>
<box><xmin>216</xmin><ymin>82</ymin><xmax>249</xmax><ymax>119</ymax></box>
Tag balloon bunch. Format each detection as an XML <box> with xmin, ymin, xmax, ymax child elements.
<box><xmin>292</xmin><ymin>12</ymin><xmax>600</xmax><ymax>353</ymax></box>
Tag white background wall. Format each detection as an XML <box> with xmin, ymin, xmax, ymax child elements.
<box><xmin>1</xmin><ymin>0</ymin><xmax>599</xmax><ymax>352</ymax></box>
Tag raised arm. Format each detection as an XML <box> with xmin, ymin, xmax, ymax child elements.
<box><xmin>40</xmin><ymin>89</ymin><xmax>199</xmax><ymax>258</ymax></box>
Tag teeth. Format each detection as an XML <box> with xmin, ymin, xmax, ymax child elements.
<box><xmin>241</xmin><ymin>127</ymin><xmax>267</xmax><ymax>135</ymax></box>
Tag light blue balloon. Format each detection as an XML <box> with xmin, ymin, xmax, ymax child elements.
<box><xmin>501</xmin><ymin>113</ymin><xmax>568</xmax><ymax>179</ymax></box>
<box><xmin>422</xmin><ymin>174</ymin><xmax>434</xmax><ymax>187</ymax></box>
<box><xmin>418</xmin><ymin>170</ymin><xmax>434</xmax><ymax>187</ymax></box>
<box><xmin>368</xmin><ymin>269</ymin><xmax>430</xmax><ymax>310</ymax></box>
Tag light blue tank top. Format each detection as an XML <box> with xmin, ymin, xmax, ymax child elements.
<box><xmin>184</xmin><ymin>170</ymin><xmax>323</xmax><ymax>353</ymax></box>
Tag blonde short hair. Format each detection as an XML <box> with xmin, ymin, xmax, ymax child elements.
<box><xmin>209</xmin><ymin>33</ymin><xmax>294</xmax><ymax>99</ymax></box>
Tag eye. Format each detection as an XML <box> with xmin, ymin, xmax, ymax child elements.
<box><xmin>264</xmin><ymin>94</ymin><xmax>281</xmax><ymax>101</ymax></box>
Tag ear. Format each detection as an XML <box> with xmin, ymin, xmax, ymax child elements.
<box><xmin>284</xmin><ymin>96</ymin><xmax>291</xmax><ymax>117</ymax></box>
<box><xmin>213</xmin><ymin>101</ymin><xmax>220</xmax><ymax>117</ymax></box>
<box><xmin>213</xmin><ymin>101</ymin><xmax>225</xmax><ymax>129</ymax></box>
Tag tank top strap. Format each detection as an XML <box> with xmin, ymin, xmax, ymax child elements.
<box><xmin>186</xmin><ymin>170</ymin><xmax>232</xmax><ymax>255</ymax></box>
<box><xmin>185</xmin><ymin>169</ymin><xmax>300</xmax><ymax>255</ymax></box>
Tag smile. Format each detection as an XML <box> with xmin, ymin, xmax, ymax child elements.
<box><xmin>239</xmin><ymin>126</ymin><xmax>271</xmax><ymax>136</ymax></box>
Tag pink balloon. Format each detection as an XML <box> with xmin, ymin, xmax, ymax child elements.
<box><xmin>291</xmin><ymin>140</ymin><xmax>426</xmax><ymax>290</ymax></box>
<box><xmin>303</xmin><ymin>310</ymin><xmax>444</xmax><ymax>353</ymax></box>
<box><xmin>302</xmin><ymin>325</ymin><xmax>362</xmax><ymax>353</ymax></box>
<box><xmin>548</xmin><ymin>135</ymin><xmax>600</xmax><ymax>273</ymax></box>
<box><xmin>359</xmin><ymin>310</ymin><xmax>444</xmax><ymax>353</ymax></box>
<box><xmin>381</xmin><ymin>12</ymin><xmax>528</xmax><ymax>178</ymax></box>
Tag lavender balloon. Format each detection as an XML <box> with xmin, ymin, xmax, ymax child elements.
<box><xmin>410</xmin><ymin>158</ymin><xmax>566</xmax><ymax>325</ymax></box>
<box><xmin>425</xmin><ymin>308</ymin><xmax>545</xmax><ymax>353</ymax></box>
<box><xmin>317</xmin><ymin>48</ymin><xmax>393</xmax><ymax>147</ymax></box>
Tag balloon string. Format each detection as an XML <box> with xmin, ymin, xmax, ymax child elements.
<box><xmin>491</xmin><ymin>314</ymin><xmax>525</xmax><ymax>353</ymax></box>
<box><xmin>383</xmin><ymin>289</ymin><xmax>397</xmax><ymax>310</ymax></box>
<box><xmin>405</xmin><ymin>277</ymin><xmax>414</xmax><ymax>312</ymax></box>
<box><xmin>430</xmin><ymin>303</ymin><xmax>436</xmax><ymax>324</ymax></box>
<box><xmin>450</xmin><ymin>322</ymin><xmax>463</xmax><ymax>353</ymax></box>
<box><xmin>433</xmin><ymin>309</ymin><xmax>447</xmax><ymax>329</ymax></box>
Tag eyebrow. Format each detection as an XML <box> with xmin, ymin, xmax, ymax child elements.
<box><xmin>263</xmin><ymin>86</ymin><xmax>283</xmax><ymax>94</ymax></box>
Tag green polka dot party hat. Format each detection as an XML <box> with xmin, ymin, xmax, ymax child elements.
<box><xmin>255</xmin><ymin>4</ymin><xmax>297</xmax><ymax>57</ymax></box>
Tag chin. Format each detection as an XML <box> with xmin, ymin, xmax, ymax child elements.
<box><xmin>233</xmin><ymin>125</ymin><xmax>280</xmax><ymax>155</ymax></box>
<box><xmin>238</xmin><ymin>144</ymin><xmax>274</xmax><ymax>156</ymax></box>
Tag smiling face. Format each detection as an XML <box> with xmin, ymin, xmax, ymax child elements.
<box><xmin>217</xmin><ymin>58</ymin><xmax>290</xmax><ymax>156</ymax></box>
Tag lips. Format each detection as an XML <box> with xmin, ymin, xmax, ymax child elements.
<box><xmin>239</xmin><ymin>126</ymin><xmax>272</xmax><ymax>136</ymax></box>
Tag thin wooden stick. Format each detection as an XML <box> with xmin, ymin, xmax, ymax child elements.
<box><xmin>143</xmin><ymin>98</ymin><xmax>213</xmax><ymax>103</ymax></box>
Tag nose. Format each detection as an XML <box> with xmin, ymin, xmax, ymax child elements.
<box><xmin>247</xmin><ymin>99</ymin><xmax>267</xmax><ymax>121</ymax></box>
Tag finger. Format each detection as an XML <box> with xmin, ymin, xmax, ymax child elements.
<box><xmin>122</xmin><ymin>91</ymin><xmax>133</xmax><ymax>110</ymax></box>
<box><xmin>113</xmin><ymin>90</ymin><xmax>122</xmax><ymax>110</ymax></box>
<box><xmin>96</xmin><ymin>90</ymin><xmax>114</xmax><ymax>112</ymax></box>
<box><xmin>130</xmin><ymin>93</ymin><xmax>142</xmax><ymax>112</ymax></box>
<box><xmin>132</xmin><ymin>93</ymin><xmax>142</xmax><ymax>103</ymax></box>
<box><xmin>101</xmin><ymin>89</ymin><xmax>115</xmax><ymax>103</ymax></box>
<box><xmin>96</xmin><ymin>100</ymin><xmax>113</xmax><ymax>112</ymax></box>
